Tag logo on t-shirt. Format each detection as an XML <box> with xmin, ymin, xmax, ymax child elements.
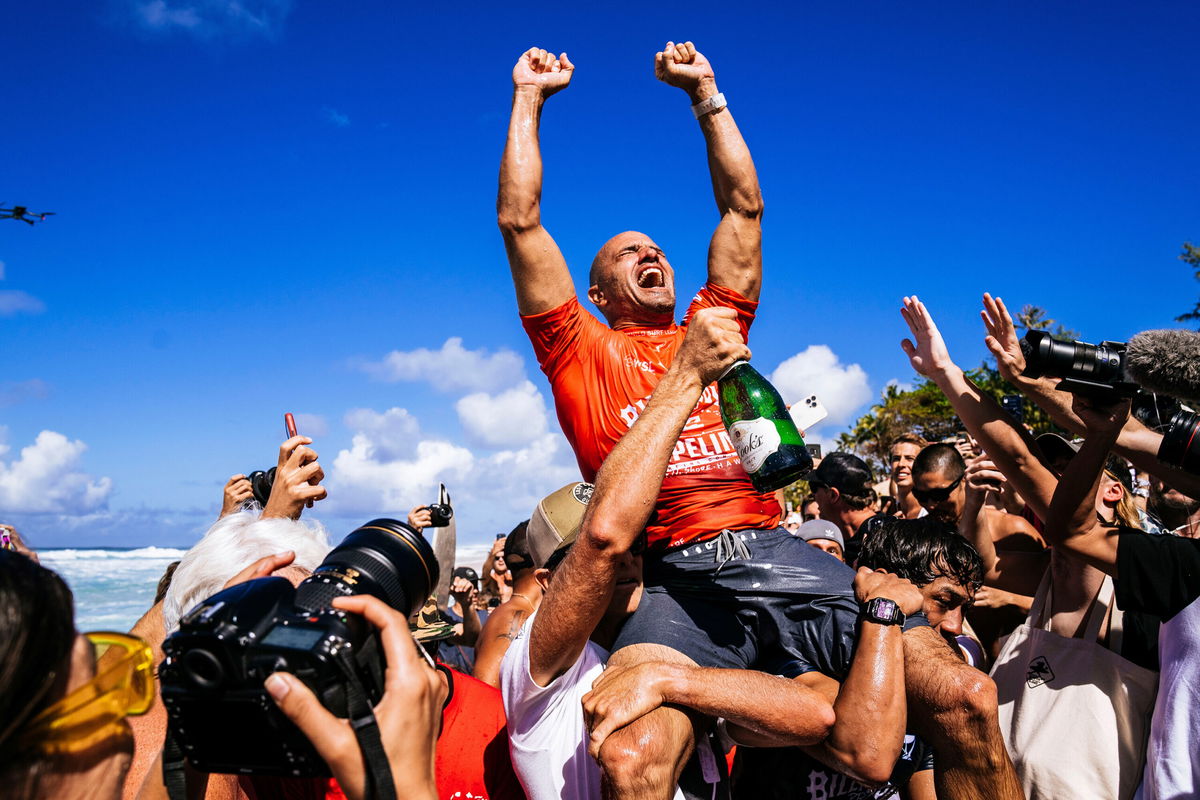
<box><xmin>1026</xmin><ymin>655</ymin><xmax>1055</xmax><ymax>687</ymax></box>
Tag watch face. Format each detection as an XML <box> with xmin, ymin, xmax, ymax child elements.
<box><xmin>874</xmin><ymin>598</ymin><xmax>897</xmax><ymax>619</ymax></box>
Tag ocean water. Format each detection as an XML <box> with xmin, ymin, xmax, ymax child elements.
<box><xmin>39</xmin><ymin>541</ymin><xmax>496</xmax><ymax>633</ymax></box>
<box><xmin>40</xmin><ymin>547</ymin><xmax>187</xmax><ymax>632</ymax></box>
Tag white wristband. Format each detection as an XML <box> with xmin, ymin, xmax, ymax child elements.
<box><xmin>691</xmin><ymin>92</ymin><xmax>727</xmax><ymax>119</ymax></box>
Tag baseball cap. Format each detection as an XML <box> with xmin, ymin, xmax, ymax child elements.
<box><xmin>809</xmin><ymin>452</ymin><xmax>875</xmax><ymax>499</ymax></box>
<box><xmin>527</xmin><ymin>482</ymin><xmax>594</xmax><ymax>568</ymax></box>
<box><xmin>796</xmin><ymin>519</ymin><xmax>845</xmax><ymax>550</ymax></box>
<box><xmin>409</xmin><ymin>594</ymin><xmax>456</xmax><ymax>643</ymax></box>
<box><xmin>1036</xmin><ymin>432</ymin><xmax>1082</xmax><ymax>469</ymax></box>
<box><xmin>452</xmin><ymin>566</ymin><xmax>480</xmax><ymax>588</ymax></box>
<box><xmin>502</xmin><ymin>520</ymin><xmax>533</xmax><ymax>572</ymax></box>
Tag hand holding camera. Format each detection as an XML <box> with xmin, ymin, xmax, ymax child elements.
<box><xmin>262</xmin><ymin>436</ymin><xmax>327</xmax><ymax>520</ymax></box>
<box><xmin>265</xmin><ymin>594</ymin><xmax>444</xmax><ymax>800</ymax></box>
<box><xmin>220</xmin><ymin>474</ymin><xmax>254</xmax><ymax>518</ymax></box>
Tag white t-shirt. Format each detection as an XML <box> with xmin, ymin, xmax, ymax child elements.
<box><xmin>500</xmin><ymin>612</ymin><xmax>609</xmax><ymax>800</ymax></box>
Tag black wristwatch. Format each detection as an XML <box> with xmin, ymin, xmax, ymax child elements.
<box><xmin>860</xmin><ymin>596</ymin><xmax>906</xmax><ymax>627</ymax></box>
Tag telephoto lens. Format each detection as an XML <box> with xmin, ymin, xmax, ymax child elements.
<box><xmin>1020</xmin><ymin>331</ymin><xmax>1137</xmax><ymax>396</ymax></box>
<box><xmin>1158</xmin><ymin>410</ymin><xmax>1200</xmax><ymax>474</ymax></box>
<box><xmin>295</xmin><ymin>518</ymin><xmax>438</xmax><ymax>616</ymax></box>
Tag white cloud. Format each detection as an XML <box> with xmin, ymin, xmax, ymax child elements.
<box><xmin>327</xmin><ymin>405</ymin><xmax>577</xmax><ymax>528</ymax></box>
<box><xmin>292</xmin><ymin>413</ymin><xmax>328</xmax><ymax>438</ymax></box>
<box><xmin>358</xmin><ymin>337</ymin><xmax>526</xmax><ymax>394</ymax></box>
<box><xmin>0</xmin><ymin>290</ymin><xmax>45</xmax><ymax>317</ymax></box>
<box><xmin>342</xmin><ymin>407</ymin><xmax>421</xmax><ymax>461</ymax></box>
<box><xmin>770</xmin><ymin>345</ymin><xmax>872</xmax><ymax>430</ymax></box>
<box><xmin>322</xmin><ymin>106</ymin><xmax>350</xmax><ymax>127</ymax></box>
<box><xmin>131</xmin><ymin>0</ymin><xmax>292</xmax><ymax>39</ymax></box>
<box><xmin>0</xmin><ymin>379</ymin><xmax>49</xmax><ymax>408</ymax></box>
<box><xmin>0</xmin><ymin>430</ymin><xmax>113</xmax><ymax>514</ymax></box>
<box><xmin>456</xmin><ymin>381</ymin><xmax>548</xmax><ymax>448</ymax></box>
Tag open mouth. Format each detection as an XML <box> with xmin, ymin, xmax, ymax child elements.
<box><xmin>636</xmin><ymin>265</ymin><xmax>665</xmax><ymax>289</ymax></box>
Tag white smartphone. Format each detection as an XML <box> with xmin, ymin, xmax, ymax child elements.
<box><xmin>790</xmin><ymin>394</ymin><xmax>829</xmax><ymax>432</ymax></box>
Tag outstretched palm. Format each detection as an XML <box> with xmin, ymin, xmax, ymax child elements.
<box><xmin>900</xmin><ymin>295</ymin><xmax>955</xmax><ymax>377</ymax></box>
<box><xmin>981</xmin><ymin>293</ymin><xmax>1026</xmax><ymax>381</ymax></box>
<box><xmin>513</xmin><ymin>47</ymin><xmax>574</xmax><ymax>97</ymax></box>
<box><xmin>654</xmin><ymin>41</ymin><xmax>715</xmax><ymax>92</ymax></box>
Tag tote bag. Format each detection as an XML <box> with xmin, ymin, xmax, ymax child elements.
<box><xmin>990</xmin><ymin>573</ymin><xmax>1158</xmax><ymax>800</ymax></box>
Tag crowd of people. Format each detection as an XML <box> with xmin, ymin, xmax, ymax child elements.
<box><xmin>1</xmin><ymin>41</ymin><xmax>1198</xmax><ymax>800</ymax></box>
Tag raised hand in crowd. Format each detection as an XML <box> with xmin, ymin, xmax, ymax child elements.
<box><xmin>513</xmin><ymin>47</ymin><xmax>574</xmax><ymax>98</ymax></box>
<box><xmin>262</xmin><ymin>435</ymin><xmax>327</xmax><ymax>520</ymax></box>
<box><xmin>654</xmin><ymin>40</ymin><xmax>716</xmax><ymax>98</ymax></box>
<box><xmin>407</xmin><ymin>504</ymin><xmax>433</xmax><ymax>531</ymax></box>
<box><xmin>267</xmin><ymin>594</ymin><xmax>444</xmax><ymax>800</ymax></box>
<box><xmin>220</xmin><ymin>473</ymin><xmax>253</xmax><ymax>518</ymax></box>
<box><xmin>0</xmin><ymin>522</ymin><xmax>38</xmax><ymax>562</ymax></box>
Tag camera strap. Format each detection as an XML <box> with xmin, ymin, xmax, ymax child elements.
<box><xmin>162</xmin><ymin>727</ymin><xmax>191</xmax><ymax>800</ymax></box>
<box><xmin>335</xmin><ymin>649</ymin><xmax>397</xmax><ymax>800</ymax></box>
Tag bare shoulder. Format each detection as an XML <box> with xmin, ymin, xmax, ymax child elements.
<box><xmin>988</xmin><ymin>506</ymin><xmax>1047</xmax><ymax>551</ymax></box>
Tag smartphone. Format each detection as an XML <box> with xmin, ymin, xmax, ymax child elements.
<box><xmin>284</xmin><ymin>413</ymin><xmax>298</xmax><ymax>438</ymax></box>
<box><xmin>805</xmin><ymin>443</ymin><xmax>823</xmax><ymax>460</ymax></box>
<box><xmin>790</xmin><ymin>395</ymin><xmax>829</xmax><ymax>432</ymax></box>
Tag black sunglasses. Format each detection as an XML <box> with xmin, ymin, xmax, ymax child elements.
<box><xmin>911</xmin><ymin>474</ymin><xmax>964</xmax><ymax>505</ymax></box>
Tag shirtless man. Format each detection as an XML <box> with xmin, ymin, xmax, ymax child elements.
<box><xmin>498</xmin><ymin>45</ymin><xmax>1021</xmax><ymax>800</ymax></box>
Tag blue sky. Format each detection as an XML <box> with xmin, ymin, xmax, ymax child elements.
<box><xmin>2</xmin><ymin>1</ymin><xmax>1197</xmax><ymax>551</ymax></box>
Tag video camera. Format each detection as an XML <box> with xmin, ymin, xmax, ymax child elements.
<box><xmin>1020</xmin><ymin>331</ymin><xmax>1138</xmax><ymax>398</ymax></box>
<box><xmin>159</xmin><ymin>518</ymin><xmax>437</xmax><ymax>776</ymax></box>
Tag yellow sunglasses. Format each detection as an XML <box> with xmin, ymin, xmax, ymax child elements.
<box><xmin>26</xmin><ymin>632</ymin><xmax>155</xmax><ymax>754</ymax></box>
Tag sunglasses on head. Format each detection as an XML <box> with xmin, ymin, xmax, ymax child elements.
<box><xmin>912</xmin><ymin>474</ymin><xmax>964</xmax><ymax>505</ymax></box>
<box><xmin>27</xmin><ymin>631</ymin><xmax>155</xmax><ymax>754</ymax></box>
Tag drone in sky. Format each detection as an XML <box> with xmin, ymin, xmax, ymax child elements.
<box><xmin>1</xmin><ymin>205</ymin><xmax>55</xmax><ymax>225</ymax></box>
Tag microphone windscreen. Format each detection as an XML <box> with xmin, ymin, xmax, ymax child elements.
<box><xmin>1127</xmin><ymin>329</ymin><xmax>1200</xmax><ymax>402</ymax></box>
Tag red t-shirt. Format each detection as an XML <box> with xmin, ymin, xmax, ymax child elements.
<box><xmin>325</xmin><ymin>667</ymin><xmax>525</xmax><ymax>800</ymax></box>
<box><xmin>521</xmin><ymin>282</ymin><xmax>781</xmax><ymax>548</ymax></box>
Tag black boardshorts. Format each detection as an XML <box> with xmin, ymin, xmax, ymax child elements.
<box><xmin>614</xmin><ymin>527</ymin><xmax>922</xmax><ymax>680</ymax></box>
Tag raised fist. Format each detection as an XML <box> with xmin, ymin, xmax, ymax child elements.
<box><xmin>654</xmin><ymin>41</ymin><xmax>715</xmax><ymax>94</ymax></box>
<box><xmin>513</xmin><ymin>47</ymin><xmax>574</xmax><ymax>98</ymax></box>
<box><xmin>675</xmin><ymin>306</ymin><xmax>750</xmax><ymax>386</ymax></box>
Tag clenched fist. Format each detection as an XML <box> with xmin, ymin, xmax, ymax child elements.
<box><xmin>513</xmin><ymin>47</ymin><xmax>574</xmax><ymax>98</ymax></box>
<box><xmin>654</xmin><ymin>41</ymin><xmax>716</xmax><ymax>97</ymax></box>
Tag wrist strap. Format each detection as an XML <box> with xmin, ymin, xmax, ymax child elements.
<box><xmin>691</xmin><ymin>92</ymin><xmax>727</xmax><ymax>119</ymax></box>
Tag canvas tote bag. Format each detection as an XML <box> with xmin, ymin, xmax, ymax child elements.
<box><xmin>990</xmin><ymin>573</ymin><xmax>1158</xmax><ymax>800</ymax></box>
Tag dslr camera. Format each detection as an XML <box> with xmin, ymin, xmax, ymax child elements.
<box><xmin>246</xmin><ymin>467</ymin><xmax>277</xmax><ymax>507</ymax></box>
<box><xmin>425</xmin><ymin>482</ymin><xmax>453</xmax><ymax>527</ymax></box>
<box><xmin>159</xmin><ymin>519</ymin><xmax>437</xmax><ymax>776</ymax></box>
<box><xmin>1020</xmin><ymin>331</ymin><xmax>1138</xmax><ymax>398</ymax></box>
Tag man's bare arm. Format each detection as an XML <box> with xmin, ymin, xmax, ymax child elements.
<box><xmin>1044</xmin><ymin>397</ymin><xmax>1127</xmax><ymax>574</ymax></box>
<box><xmin>497</xmin><ymin>47</ymin><xmax>577</xmax><ymax>315</ymax></box>
<box><xmin>983</xmin><ymin>293</ymin><xmax>1200</xmax><ymax>497</ymax></box>
<box><xmin>656</xmin><ymin>42</ymin><xmax>762</xmax><ymax>300</ymax></box>
<box><xmin>528</xmin><ymin>308</ymin><xmax>750</xmax><ymax>685</ymax></box>
<box><xmin>581</xmin><ymin>661</ymin><xmax>833</xmax><ymax>759</ymax></box>
<box><xmin>473</xmin><ymin>602</ymin><xmax>529</xmax><ymax>688</ymax></box>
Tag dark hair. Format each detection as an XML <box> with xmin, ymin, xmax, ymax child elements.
<box><xmin>912</xmin><ymin>443</ymin><xmax>966</xmax><ymax>482</ymax></box>
<box><xmin>0</xmin><ymin>551</ymin><xmax>77</xmax><ymax>784</ymax></box>
<box><xmin>155</xmin><ymin>560</ymin><xmax>181</xmax><ymax>605</ymax></box>
<box><xmin>856</xmin><ymin>516</ymin><xmax>983</xmax><ymax>592</ymax></box>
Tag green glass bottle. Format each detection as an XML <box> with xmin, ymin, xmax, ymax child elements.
<box><xmin>718</xmin><ymin>361</ymin><xmax>813</xmax><ymax>492</ymax></box>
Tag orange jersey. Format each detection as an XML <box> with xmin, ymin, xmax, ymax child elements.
<box><xmin>521</xmin><ymin>282</ymin><xmax>782</xmax><ymax>549</ymax></box>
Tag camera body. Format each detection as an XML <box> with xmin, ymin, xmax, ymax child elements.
<box><xmin>1020</xmin><ymin>331</ymin><xmax>1138</xmax><ymax>398</ymax></box>
<box><xmin>160</xmin><ymin>578</ymin><xmax>380</xmax><ymax>776</ymax></box>
<box><xmin>160</xmin><ymin>519</ymin><xmax>436</xmax><ymax>777</ymax></box>
<box><xmin>426</xmin><ymin>502</ymin><xmax>453</xmax><ymax>527</ymax></box>
<box><xmin>247</xmin><ymin>467</ymin><xmax>276</xmax><ymax>507</ymax></box>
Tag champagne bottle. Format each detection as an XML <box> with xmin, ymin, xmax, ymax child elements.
<box><xmin>718</xmin><ymin>361</ymin><xmax>813</xmax><ymax>492</ymax></box>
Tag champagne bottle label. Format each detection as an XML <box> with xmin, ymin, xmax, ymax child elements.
<box><xmin>728</xmin><ymin>417</ymin><xmax>781</xmax><ymax>473</ymax></box>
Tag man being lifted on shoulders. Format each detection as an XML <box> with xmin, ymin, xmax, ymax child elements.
<box><xmin>498</xmin><ymin>40</ymin><xmax>773</xmax><ymax>550</ymax></box>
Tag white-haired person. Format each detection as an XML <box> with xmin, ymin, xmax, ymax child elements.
<box><xmin>122</xmin><ymin>435</ymin><xmax>330</xmax><ymax>799</ymax></box>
